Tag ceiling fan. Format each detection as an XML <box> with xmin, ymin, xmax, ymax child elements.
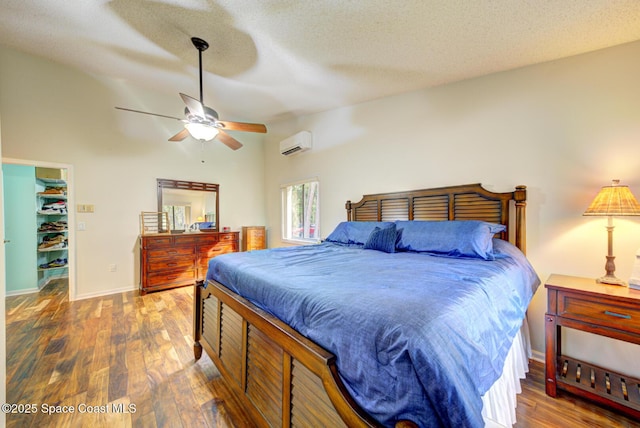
<box><xmin>115</xmin><ymin>37</ymin><xmax>266</xmax><ymax>150</ymax></box>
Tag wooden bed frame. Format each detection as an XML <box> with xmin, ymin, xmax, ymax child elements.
<box><xmin>193</xmin><ymin>183</ymin><xmax>527</xmax><ymax>427</ymax></box>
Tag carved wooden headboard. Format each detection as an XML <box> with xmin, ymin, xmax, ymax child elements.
<box><xmin>345</xmin><ymin>183</ymin><xmax>527</xmax><ymax>253</ymax></box>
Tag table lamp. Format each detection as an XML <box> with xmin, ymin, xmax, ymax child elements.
<box><xmin>583</xmin><ymin>179</ymin><xmax>640</xmax><ymax>286</ymax></box>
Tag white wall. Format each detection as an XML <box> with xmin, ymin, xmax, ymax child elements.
<box><xmin>264</xmin><ymin>41</ymin><xmax>640</xmax><ymax>375</ymax></box>
<box><xmin>0</xmin><ymin>46</ymin><xmax>267</xmax><ymax>299</ymax></box>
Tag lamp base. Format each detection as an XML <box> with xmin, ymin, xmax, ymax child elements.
<box><xmin>596</xmin><ymin>275</ymin><xmax>627</xmax><ymax>286</ymax></box>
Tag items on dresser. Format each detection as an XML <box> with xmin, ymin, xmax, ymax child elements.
<box><xmin>140</xmin><ymin>211</ymin><xmax>170</xmax><ymax>235</ymax></box>
<box><xmin>241</xmin><ymin>226</ymin><xmax>266</xmax><ymax>251</ymax></box>
<box><xmin>139</xmin><ymin>231</ymin><xmax>238</xmax><ymax>295</ymax></box>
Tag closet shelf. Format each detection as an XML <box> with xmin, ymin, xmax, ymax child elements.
<box><xmin>38</xmin><ymin>265</ymin><xmax>68</xmax><ymax>272</ymax></box>
<box><xmin>37</xmin><ymin>247</ymin><xmax>68</xmax><ymax>253</ymax></box>
<box><xmin>36</xmin><ymin>174</ymin><xmax>69</xmax><ymax>287</ymax></box>
<box><xmin>37</xmin><ymin>193</ymin><xmax>67</xmax><ymax>200</ymax></box>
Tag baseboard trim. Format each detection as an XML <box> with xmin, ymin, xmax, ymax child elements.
<box><xmin>74</xmin><ymin>285</ymin><xmax>136</xmax><ymax>301</ymax></box>
<box><xmin>6</xmin><ymin>287</ymin><xmax>40</xmax><ymax>297</ymax></box>
<box><xmin>530</xmin><ymin>349</ymin><xmax>544</xmax><ymax>364</ymax></box>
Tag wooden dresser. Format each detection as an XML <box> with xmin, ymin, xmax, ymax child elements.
<box><xmin>241</xmin><ymin>226</ymin><xmax>266</xmax><ymax>251</ymax></box>
<box><xmin>140</xmin><ymin>231</ymin><xmax>238</xmax><ymax>295</ymax></box>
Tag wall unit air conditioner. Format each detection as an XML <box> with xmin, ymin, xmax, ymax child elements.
<box><xmin>280</xmin><ymin>131</ymin><xmax>312</xmax><ymax>156</ymax></box>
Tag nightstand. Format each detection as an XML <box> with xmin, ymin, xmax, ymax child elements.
<box><xmin>545</xmin><ymin>274</ymin><xmax>640</xmax><ymax>418</ymax></box>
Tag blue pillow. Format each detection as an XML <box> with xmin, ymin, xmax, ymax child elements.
<box><xmin>364</xmin><ymin>224</ymin><xmax>397</xmax><ymax>253</ymax></box>
<box><xmin>325</xmin><ymin>221</ymin><xmax>395</xmax><ymax>246</ymax></box>
<box><xmin>394</xmin><ymin>220</ymin><xmax>506</xmax><ymax>260</ymax></box>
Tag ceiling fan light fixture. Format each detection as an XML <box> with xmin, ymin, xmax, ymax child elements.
<box><xmin>185</xmin><ymin>123</ymin><xmax>219</xmax><ymax>141</ymax></box>
<box><xmin>115</xmin><ymin>37</ymin><xmax>265</xmax><ymax>150</ymax></box>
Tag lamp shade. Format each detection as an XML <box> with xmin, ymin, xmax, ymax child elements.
<box><xmin>185</xmin><ymin>123</ymin><xmax>219</xmax><ymax>141</ymax></box>
<box><xmin>583</xmin><ymin>179</ymin><xmax>640</xmax><ymax>217</ymax></box>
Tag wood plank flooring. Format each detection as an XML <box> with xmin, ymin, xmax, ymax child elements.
<box><xmin>5</xmin><ymin>279</ymin><xmax>639</xmax><ymax>427</ymax></box>
<box><xmin>5</xmin><ymin>280</ymin><xmax>255</xmax><ymax>428</ymax></box>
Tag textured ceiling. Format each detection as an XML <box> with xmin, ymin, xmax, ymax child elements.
<box><xmin>2</xmin><ymin>0</ymin><xmax>640</xmax><ymax>124</ymax></box>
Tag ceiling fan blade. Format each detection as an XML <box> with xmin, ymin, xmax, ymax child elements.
<box><xmin>115</xmin><ymin>106</ymin><xmax>182</xmax><ymax>121</ymax></box>
<box><xmin>180</xmin><ymin>93</ymin><xmax>205</xmax><ymax>118</ymax></box>
<box><xmin>168</xmin><ymin>128</ymin><xmax>190</xmax><ymax>142</ymax></box>
<box><xmin>217</xmin><ymin>120</ymin><xmax>267</xmax><ymax>133</ymax></box>
<box><xmin>217</xmin><ymin>130</ymin><xmax>243</xmax><ymax>150</ymax></box>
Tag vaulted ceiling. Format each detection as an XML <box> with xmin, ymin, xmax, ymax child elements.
<box><xmin>2</xmin><ymin>1</ymin><xmax>640</xmax><ymax>123</ymax></box>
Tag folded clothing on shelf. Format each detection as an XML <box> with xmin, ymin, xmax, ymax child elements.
<box><xmin>39</xmin><ymin>258</ymin><xmax>67</xmax><ymax>269</ymax></box>
<box><xmin>38</xmin><ymin>200</ymin><xmax>67</xmax><ymax>214</ymax></box>
<box><xmin>38</xmin><ymin>234</ymin><xmax>67</xmax><ymax>250</ymax></box>
<box><xmin>42</xmin><ymin>186</ymin><xmax>67</xmax><ymax>195</ymax></box>
<box><xmin>42</xmin><ymin>200</ymin><xmax>66</xmax><ymax>209</ymax></box>
<box><xmin>38</xmin><ymin>221</ymin><xmax>68</xmax><ymax>232</ymax></box>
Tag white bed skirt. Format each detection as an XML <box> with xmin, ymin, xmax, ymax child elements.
<box><xmin>481</xmin><ymin>317</ymin><xmax>531</xmax><ymax>427</ymax></box>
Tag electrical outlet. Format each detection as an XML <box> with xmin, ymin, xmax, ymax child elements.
<box><xmin>108</xmin><ymin>264</ymin><xmax>117</xmax><ymax>272</ymax></box>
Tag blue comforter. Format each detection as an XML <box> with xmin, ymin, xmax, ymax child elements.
<box><xmin>206</xmin><ymin>239</ymin><xmax>539</xmax><ymax>427</ymax></box>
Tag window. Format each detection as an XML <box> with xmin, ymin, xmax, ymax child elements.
<box><xmin>281</xmin><ymin>179</ymin><xmax>319</xmax><ymax>243</ymax></box>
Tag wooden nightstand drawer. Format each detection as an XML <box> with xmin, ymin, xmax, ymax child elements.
<box><xmin>559</xmin><ymin>292</ymin><xmax>640</xmax><ymax>331</ymax></box>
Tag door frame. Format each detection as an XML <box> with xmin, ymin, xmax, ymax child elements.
<box><xmin>0</xmin><ymin>118</ymin><xmax>6</xmax><ymax>428</ymax></box>
<box><xmin>2</xmin><ymin>157</ymin><xmax>76</xmax><ymax>301</ymax></box>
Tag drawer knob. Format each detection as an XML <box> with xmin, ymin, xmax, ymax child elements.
<box><xmin>604</xmin><ymin>310</ymin><xmax>631</xmax><ymax>320</ymax></box>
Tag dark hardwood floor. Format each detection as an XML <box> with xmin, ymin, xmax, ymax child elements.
<box><xmin>5</xmin><ymin>279</ymin><xmax>639</xmax><ymax>427</ymax></box>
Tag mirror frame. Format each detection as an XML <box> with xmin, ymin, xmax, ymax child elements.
<box><xmin>157</xmin><ymin>178</ymin><xmax>219</xmax><ymax>232</ymax></box>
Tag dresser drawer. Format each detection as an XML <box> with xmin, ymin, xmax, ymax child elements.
<box><xmin>147</xmin><ymin>246</ymin><xmax>194</xmax><ymax>259</ymax></box>
<box><xmin>197</xmin><ymin>250</ymin><xmax>233</xmax><ymax>271</ymax></box>
<box><xmin>147</xmin><ymin>268</ymin><xmax>196</xmax><ymax>287</ymax></box>
<box><xmin>558</xmin><ymin>292</ymin><xmax>640</xmax><ymax>332</ymax></box>
<box><xmin>199</xmin><ymin>245</ymin><xmax>228</xmax><ymax>259</ymax></box>
<box><xmin>147</xmin><ymin>255</ymin><xmax>194</xmax><ymax>272</ymax></box>
<box><xmin>197</xmin><ymin>234</ymin><xmax>220</xmax><ymax>245</ymax></box>
<box><xmin>143</xmin><ymin>236</ymin><xmax>173</xmax><ymax>248</ymax></box>
<box><xmin>219</xmin><ymin>233</ymin><xmax>237</xmax><ymax>242</ymax></box>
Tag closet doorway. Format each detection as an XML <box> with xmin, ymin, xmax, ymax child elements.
<box><xmin>2</xmin><ymin>158</ymin><xmax>76</xmax><ymax>301</ymax></box>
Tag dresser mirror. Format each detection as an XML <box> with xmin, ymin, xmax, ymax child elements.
<box><xmin>157</xmin><ymin>179</ymin><xmax>219</xmax><ymax>232</ymax></box>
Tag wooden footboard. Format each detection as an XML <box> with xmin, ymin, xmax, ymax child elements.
<box><xmin>193</xmin><ymin>279</ymin><xmax>385</xmax><ymax>428</ymax></box>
